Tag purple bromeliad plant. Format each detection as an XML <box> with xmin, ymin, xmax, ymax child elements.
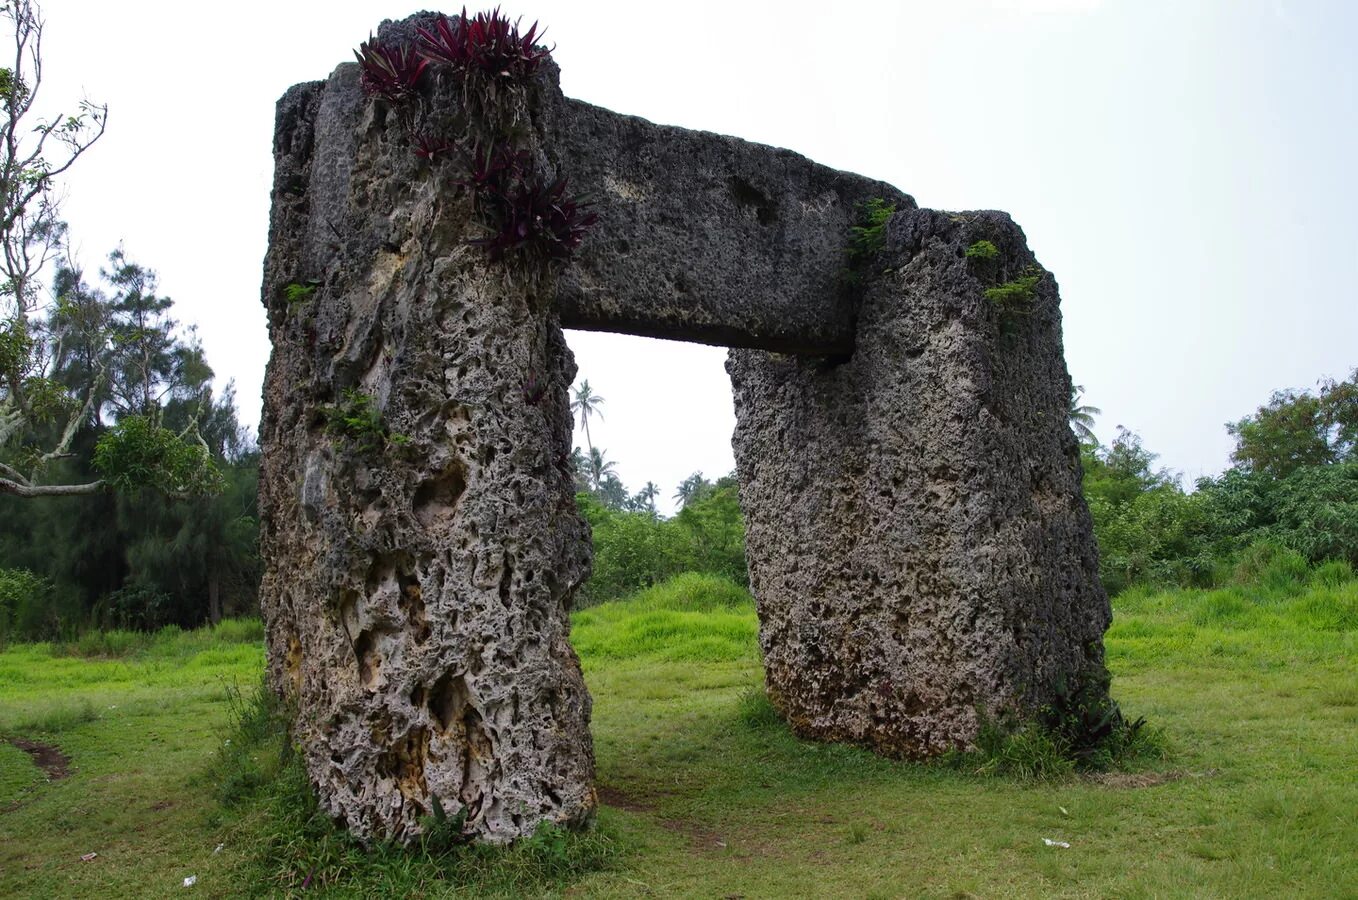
<box><xmin>415</xmin><ymin>7</ymin><xmax>552</xmax><ymax>80</ymax></box>
<box><xmin>356</xmin><ymin>10</ymin><xmax>595</xmax><ymax>263</ymax></box>
<box><xmin>353</xmin><ymin>35</ymin><xmax>429</xmax><ymax>100</ymax></box>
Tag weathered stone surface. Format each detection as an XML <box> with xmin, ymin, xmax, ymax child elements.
<box><xmin>543</xmin><ymin>99</ymin><xmax>913</xmax><ymax>354</ymax></box>
<box><xmin>260</xmin><ymin>10</ymin><xmax>1110</xmax><ymax>846</ymax></box>
<box><xmin>259</xmin><ymin>59</ymin><xmax>593</xmax><ymax>844</ymax></box>
<box><xmin>729</xmin><ymin>209</ymin><xmax>1110</xmax><ymax>753</ymax></box>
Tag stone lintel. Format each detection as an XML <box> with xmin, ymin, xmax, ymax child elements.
<box><xmin>547</xmin><ymin>97</ymin><xmax>914</xmax><ymax>355</ymax></box>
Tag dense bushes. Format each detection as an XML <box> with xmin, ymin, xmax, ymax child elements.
<box><xmin>576</xmin><ymin>483</ymin><xmax>746</xmax><ymax>606</ymax></box>
<box><xmin>1085</xmin><ymin>433</ymin><xmax>1358</xmax><ymax>597</ymax></box>
<box><xmin>0</xmin><ymin>567</ymin><xmax>52</xmax><ymax>646</ymax></box>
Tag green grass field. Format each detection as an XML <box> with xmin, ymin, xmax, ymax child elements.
<box><xmin>2</xmin><ymin>570</ymin><xmax>1356</xmax><ymax>898</ymax></box>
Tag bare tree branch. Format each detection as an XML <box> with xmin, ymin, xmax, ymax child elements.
<box><xmin>0</xmin><ymin>475</ymin><xmax>101</xmax><ymax>496</ymax></box>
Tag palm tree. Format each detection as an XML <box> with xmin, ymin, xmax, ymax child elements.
<box><xmin>570</xmin><ymin>379</ymin><xmax>605</xmax><ymax>464</ymax></box>
<box><xmin>1069</xmin><ymin>384</ymin><xmax>1102</xmax><ymax>446</ymax></box>
<box><xmin>587</xmin><ymin>446</ymin><xmax>618</xmax><ymax>492</ymax></box>
<box><xmin>674</xmin><ymin>472</ymin><xmax>708</xmax><ymax>508</ymax></box>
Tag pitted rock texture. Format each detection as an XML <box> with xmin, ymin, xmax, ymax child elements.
<box><xmin>261</xmin><ymin>10</ymin><xmax>1111</xmax><ymax>845</ymax></box>
<box><xmin>728</xmin><ymin>208</ymin><xmax>1110</xmax><ymax>754</ymax></box>
<box><xmin>542</xmin><ymin>100</ymin><xmax>913</xmax><ymax>354</ymax></box>
<box><xmin>258</xmin><ymin>55</ymin><xmax>593</xmax><ymax>843</ymax></box>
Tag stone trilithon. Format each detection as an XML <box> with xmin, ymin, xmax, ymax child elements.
<box><xmin>258</xmin><ymin>12</ymin><xmax>1110</xmax><ymax>844</ymax></box>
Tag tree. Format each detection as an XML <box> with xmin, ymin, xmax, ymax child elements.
<box><xmin>674</xmin><ymin>471</ymin><xmax>709</xmax><ymax>508</ymax></box>
<box><xmin>586</xmin><ymin>445</ymin><xmax>617</xmax><ymax>493</ymax></box>
<box><xmin>595</xmin><ymin>473</ymin><xmax>627</xmax><ymax>510</ymax></box>
<box><xmin>1227</xmin><ymin>369</ymin><xmax>1358</xmax><ymax>479</ymax></box>
<box><xmin>1068</xmin><ymin>383</ymin><xmax>1101</xmax><ymax>446</ymax></box>
<box><xmin>569</xmin><ymin>379</ymin><xmax>604</xmax><ymax>468</ymax></box>
<box><xmin>0</xmin><ymin>0</ymin><xmax>107</xmax><ymax>496</ymax></box>
<box><xmin>627</xmin><ymin>480</ymin><xmax>659</xmax><ymax>514</ymax></box>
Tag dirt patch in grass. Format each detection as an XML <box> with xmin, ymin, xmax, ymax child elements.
<box><xmin>597</xmin><ymin>783</ymin><xmax>729</xmax><ymax>852</ymax></box>
<box><xmin>9</xmin><ymin>738</ymin><xmax>70</xmax><ymax>781</ymax></box>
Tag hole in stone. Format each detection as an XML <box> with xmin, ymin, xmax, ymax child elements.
<box><xmin>429</xmin><ymin>670</ymin><xmax>470</xmax><ymax>734</ymax></box>
<box><xmin>727</xmin><ymin>174</ymin><xmax>777</xmax><ymax>226</ymax></box>
<box><xmin>414</xmin><ymin>459</ymin><xmax>467</xmax><ymax>528</ymax></box>
<box><xmin>615</xmin><ymin>238</ymin><xmax>630</xmax><ymax>254</ymax></box>
<box><xmin>376</xmin><ymin>727</ymin><xmax>430</xmax><ymax>801</ymax></box>
<box><xmin>354</xmin><ymin>630</ymin><xmax>377</xmax><ymax>686</ymax></box>
<box><xmin>497</xmin><ymin>552</ymin><xmax>514</xmax><ymax>609</ymax></box>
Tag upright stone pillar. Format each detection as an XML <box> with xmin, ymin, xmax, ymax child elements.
<box><xmin>257</xmin><ymin>33</ymin><xmax>593</xmax><ymax>842</ymax></box>
<box><xmin>729</xmin><ymin>208</ymin><xmax>1110</xmax><ymax>754</ymax></box>
<box><xmin>259</xmin><ymin>9</ymin><xmax>1114</xmax><ymax>846</ymax></box>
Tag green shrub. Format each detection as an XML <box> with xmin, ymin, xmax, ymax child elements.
<box><xmin>847</xmin><ymin>198</ymin><xmax>895</xmax><ymax>262</ymax></box>
<box><xmin>322</xmin><ymin>388</ymin><xmax>408</xmax><ymax>454</ymax></box>
<box><xmin>1313</xmin><ymin>559</ymin><xmax>1355</xmax><ymax>587</ymax></box>
<box><xmin>983</xmin><ymin>269</ymin><xmax>1041</xmax><ymax>313</ymax></box>
<box><xmin>0</xmin><ymin>567</ymin><xmax>55</xmax><ymax>645</ymax></box>
<box><xmin>948</xmin><ymin>669</ymin><xmax>1165</xmax><ymax>780</ymax></box>
<box><xmin>577</xmin><ymin>488</ymin><xmax>746</xmax><ymax>606</ymax></box>
<box><xmin>1231</xmin><ymin>541</ymin><xmax>1310</xmax><ymax>592</ymax></box>
<box><xmin>97</xmin><ymin>581</ymin><xmax>177</xmax><ymax>632</ymax></box>
<box><xmin>964</xmin><ymin>239</ymin><xmax>1000</xmax><ymax>261</ymax></box>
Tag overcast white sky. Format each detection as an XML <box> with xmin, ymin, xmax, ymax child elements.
<box><xmin>32</xmin><ymin>0</ymin><xmax>1358</xmax><ymax>513</ymax></box>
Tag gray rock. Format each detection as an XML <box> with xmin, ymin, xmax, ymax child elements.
<box><xmin>259</xmin><ymin>11</ymin><xmax>1108</xmax><ymax>845</ymax></box>
<box><xmin>729</xmin><ymin>209</ymin><xmax>1109</xmax><ymax>753</ymax></box>
<box><xmin>259</xmin><ymin>58</ymin><xmax>593</xmax><ymax>844</ymax></box>
<box><xmin>543</xmin><ymin>97</ymin><xmax>913</xmax><ymax>355</ymax></box>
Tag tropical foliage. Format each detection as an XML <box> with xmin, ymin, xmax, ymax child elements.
<box><xmin>1082</xmin><ymin>370</ymin><xmax>1358</xmax><ymax>595</ymax></box>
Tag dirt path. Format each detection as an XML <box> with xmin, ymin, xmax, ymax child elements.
<box><xmin>9</xmin><ymin>738</ymin><xmax>70</xmax><ymax>780</ymax></box>
<box><xmin>596</xmin><ymin>783</ymin><xmax>730</xmax><ymax>852</ymax></box>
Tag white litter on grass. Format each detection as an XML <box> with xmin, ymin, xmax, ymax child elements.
<box><xmin>1059</xmin><ymin>806</ymin><xmax>1069</xmax><ymax>816</ymax></box>
<box><xmin>182</xmin><ymin>875</ymin><xmax>197</xmax><ymax>887</ymax></box>
<box><xmin>1043</xmin><ymin>838</ymin><xmax>1071</xmax><ymax>849</ymax></box>
<box><xmin>213</xmin><ymin>843</ymin><xmax>224</xmax><ymax>854</ymax></box>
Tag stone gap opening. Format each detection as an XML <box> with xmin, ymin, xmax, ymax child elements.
<box><xmin>563</xmin><ymin>330</ymin><xmax>738</xmax><ymax>518</ymax></box>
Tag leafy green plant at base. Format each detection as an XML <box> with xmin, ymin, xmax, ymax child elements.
<box><xmin>321</xmin><ymin>388</ymin><xmax>409</xmax><ymax>454</ymax></box>
<box><xmin>736</xmin><ymin>685</ymin><xmax>784</xmax><ymax>729</ymax></box>
<box><xmin>213</xmin><ymin>675</ymin><xmax>296</xmax><ymax>809</ymax></box>
<box><xmin>946</xmin><ymin>669</ymin><xmax>1165</xmax><ymax>780</ymax></box>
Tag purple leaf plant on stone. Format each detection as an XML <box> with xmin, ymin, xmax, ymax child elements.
<box><xmin>471</xmin><ymin>174</ymin><xmax>597</xmax><ymax>263</ymax></box>
<box><xmin>453</xmin><ymin>142</ymin><xmax>597</xmax><ymax>263</ymax></box>
<box><xmin>521</xmin><ymin>369</ymin><xmax>546</xmax><ymax>405</ymax></box>
<box><xmin>413</xmin><ymin>134</ymin><xmax>458</xmax><ymax>162</ymax></box>
<box><xmin>353</xmin><ymin>35</ymin><xmax>429</xmax><ymax>101</ymax></box>
<box><xmin>416</xmin><ymin>7</ymin><xmax>553</xmax><ymax>79</ymax></box>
